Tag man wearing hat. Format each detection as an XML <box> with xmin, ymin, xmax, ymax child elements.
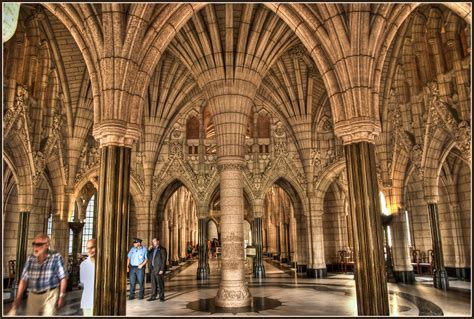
<box><xmin>127</xmin><ymin>238</ymin><xmax>148</xmax><ymax>300</ymax></box>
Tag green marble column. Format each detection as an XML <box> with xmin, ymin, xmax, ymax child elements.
<box><xmin>427</xmin><ymin>203</ymin><xmax>449</xmax><ymax>290</ymax></box>
<box><xmin>197</xmin><ymin>218</ymin><xmax>209</xmax><ymax>279</ymax></box>
<box><xmin>13</xmin><ymin>211</ymin><xmax>30</xmax><ymax>299</ymax></box>
<box><xmin>93</xmin><ymin>146</ymin><xmax>131</xmax><ymax>316</ymax></box>
<box><xmin>344</xmin><ymin>142</ymin><xmax>389</xmax><ymax>316</ymax></box>
<box><xmin>253</xmin><ymin>217</ymin><xmax>265</xmax><ymax>278</ymax></box>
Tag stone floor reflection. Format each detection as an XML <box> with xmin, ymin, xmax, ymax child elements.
<box><xmin>3</xmin><ymin>258</ymin><xmax>471</xmax><ymax>317</ymax></box>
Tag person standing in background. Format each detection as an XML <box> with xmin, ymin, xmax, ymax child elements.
<box><xmin>127</xmin><ymin>238</ymin><xmax>148</xmax><ymax>300</ymax></box>
<box><xmin>80</xmin><ymin>238</ymin><xmax>96</xmax><ymax>316</ymax></box>
<box><xmin>147</xmin><ymin>238</ymin><xmax>167</xmax><ymax>301</ymax></box>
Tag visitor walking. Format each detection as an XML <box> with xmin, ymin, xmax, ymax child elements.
<box><xmin>11</xmin><ymin>234</ymin><xmax>68</xmax><ymax>315</ymax></box>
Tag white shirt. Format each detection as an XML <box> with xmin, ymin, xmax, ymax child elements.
<box><xmin>80</xmin><ymin>257</ymin><xmax>95</xmax><ymax>310</ymax></box>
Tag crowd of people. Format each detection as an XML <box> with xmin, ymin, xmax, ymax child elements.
<box><xmin>10</xmin><ymin>233</ymin><xmax>168</xmax><ymax>316</ymax></box>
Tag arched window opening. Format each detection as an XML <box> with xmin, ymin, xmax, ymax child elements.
<box><xmin>81</xmin><ymin>194</ymin><xmax>95</xmax><ymax>253</ymax></box>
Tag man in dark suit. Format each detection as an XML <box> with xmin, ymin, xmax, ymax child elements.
<box><xmin>147</xmin><ymin>238</ymin><xmax>167</xmax><ymax>301</ymax></box>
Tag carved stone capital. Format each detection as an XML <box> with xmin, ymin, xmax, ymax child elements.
<box><xmin>93</xmin><ymin>121</ymin><xmax>139</xmax><ymax>148</ymax></box>
<box><xmin>333</xmin><ymin>118</ymin><xmax>381</xmax><ymax>145</ymax></box>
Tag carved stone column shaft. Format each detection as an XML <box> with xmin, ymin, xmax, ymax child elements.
<box><xmin>307</xmin><ymin>215</ymin><xmax>327</xmax><ymax>278</ymax></box>
<box><xmin>215</xmin><ymin>165</ymin><xmax>251</xmax><ymax>307</ymax></box>
<box><xmin>344</xmin><ymin>142</ymin><xmax>389</xmax><ymax>315</ymax></box>
<box><xmin>94</xmin><ymin>146</ymin><xmax>131</xmax><ymax>316</ymax></box>
<box><xmin>427</xmin><ymin>203</ymin><xmax>449</xmax><ymax>290</ymax></box>
<box><xmin>391</xmin><ymin>208</ymin><xmax>415</xmax><ymax>283</ymax></box>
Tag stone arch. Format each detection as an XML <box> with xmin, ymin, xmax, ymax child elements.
<box><xmin>264</xmin><ymin>174</ymin><xmax>307</xmax><ymax>212</ymax></box>
<box><xmin>422</xmin><ymin>128</ymin><xmax>452</xmax><ymax>202</ymax></box>
<box><xmin>4</xmin><ymin>132</ymin><xmax>34</xmax><ymax>211</ymax></box>
<box><xmin>266</xmin><ymin>177</ymin><xmax>309</xmax><ymax>266</ymax></box>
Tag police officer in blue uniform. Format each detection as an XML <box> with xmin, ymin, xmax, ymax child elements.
<box><xmin>127</xmin><ymin>238</ymin><xmax>148</xmax><ymax>300</ymax></box>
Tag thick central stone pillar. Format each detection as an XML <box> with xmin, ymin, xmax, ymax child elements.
<box><xmin>94</xmin><ymin>146</ymin><xmax>131</xmax><ymax>316</ymax></box>
<box><xmin>215</xmin><ymin>161</ymin><xmax>251</xmax><ymax>307</ymax></box>
<box><xmin>344</xmin><ymin>142</ymin><xmax>389</xmax><ymax>316</ymax></box>
<box><xmin>427</xmin><ymin>202</ymin><xmax>449</xmax><ymax>290</ymax></box>
<box><xmin>204</xmin><ymin>78</ymin><xmax>256</xmax><ymax>308</ymax></box>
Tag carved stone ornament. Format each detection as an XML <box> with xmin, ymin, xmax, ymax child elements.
<box><xmin>424</xmin><ymin>81</ymin><xmax>471</xmax><ymax>161</ymax></box>
<box><xmin>4</xmin><ymin>84</ymin><xmax>29</xmax><ymax>137</ymax></box>
<box><xmin>410</xmin><ymin>144</ymin><xmax>424</xmax><ymax>178</ymax></box>
<box><xmin>171</xmin><ymin>123</ymin><xmax>183</xmax><ymax>140</ymax></box>
<box><xmin>32</xmin><ymin>151</ymin><xmax>46</xmax><ymax>186</ymax></box>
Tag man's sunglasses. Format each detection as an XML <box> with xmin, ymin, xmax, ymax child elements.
<box><xmin>32</xmin><ymin>242</ymin><xmax>48</xmax><ymax>247</ymax></box>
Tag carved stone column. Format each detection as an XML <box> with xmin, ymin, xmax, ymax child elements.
<box><xmin>94</xmin><ymin>146</ymin><xmax>131</xmax><ymax>316</ymax></box>
<box><xmin>427</xmin><ymin>202</ymin><xmax>449</xmax><ymax>290</ymax></box>
<box><xmin>307</xmin><ymin>214</ymin><xmax>327</xmax><ymax>278</ymax></box>
<box><xmin>172</xmin><ymin>223</ymin><xmax>179</xmax><ymax>265</ymax></box>
<box><xmin>344</xmin><ymin>142</ymin><xmax>389</xmax><ymax>315</ymax></box>
<box><xmin>391</xmin><ymin>208</ymin><xmax>415</xmax><ymax>283</ymax></box>
<box><xmin>214</xmin><ymin>162</ymin><xmax>251</xmax><ymax>308</ymax></box>
<box><xmin>197</xmin><ymin>217</ymin><xmax>209</xmax><ymax>279</ymax></box>
<box><xmin>279</xmin><ymin>221</ymin><xmax>287</xmax><ymax>263</ymax></box>
<box><xmin>13</xmin><ymin>211</ymin><xmax>30</xmax><ymax>299</ymax></box>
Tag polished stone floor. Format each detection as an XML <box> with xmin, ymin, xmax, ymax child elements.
<box><xmin>3</xmin><ymin>258</ymin><xmax>471</xmax><ymax>317</ymax></box>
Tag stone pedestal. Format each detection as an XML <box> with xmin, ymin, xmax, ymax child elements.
<box><xmin>344</xmin><ymin>142</ymin><xmax>389</xmax><ymax>316</ymax></box>
<box><xmin>197</xmin><ymin>218</ymin><xmax>209</xmax><ymax>279</ymax></box>
<box><xmin>427</xmin><ymin>203</ymin><xmax>449</xmax><ymax>290</ymax></box>
<box><xmin>214</xmin><ymin>164</ymin><xmax>251</xmax><ymax>308</ymax></box>
<box><xmin>93</xmin><ymin>146</ymin><xmax>131</xmax><ymax>316</ymax></box>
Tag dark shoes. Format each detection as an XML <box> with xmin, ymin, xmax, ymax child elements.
<box><xmin>138</xmin><ymin>296</ymin><xmax>144</xmax><ymax>300</ymax></box>
<box><xmin>147</xmin><ymin>297</ymin><xmax>157</xmax><ymax>301</ymax></box>
<box><xmin>159</xmin><ymin>298</ymin><xmax>165</xmax><ymax>302</ymax></box>
<box><xmin>128</xmin><ymin>296</ymin><xmax>135</xmax><ymax>300</ymax></box>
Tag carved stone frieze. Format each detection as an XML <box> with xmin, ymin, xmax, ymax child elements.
<box><xmin>220</xmin><ymin>258</ymin><xmax>244</xmax><ymax>270</ymax></box>
<box><xmin>217</xmin><ymin>163</ymin><xmax>246</xmax><ymax>172</ymax></box>
<box><xmin>216</xmin><ymin>285</ymin><xmax>251</xmax><ymax>302</ymax></box>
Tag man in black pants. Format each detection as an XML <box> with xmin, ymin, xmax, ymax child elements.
<box><xmin>147</xmin><ymin>238</ymin><xmax>167</xmax><ymax>301</ymax></box>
